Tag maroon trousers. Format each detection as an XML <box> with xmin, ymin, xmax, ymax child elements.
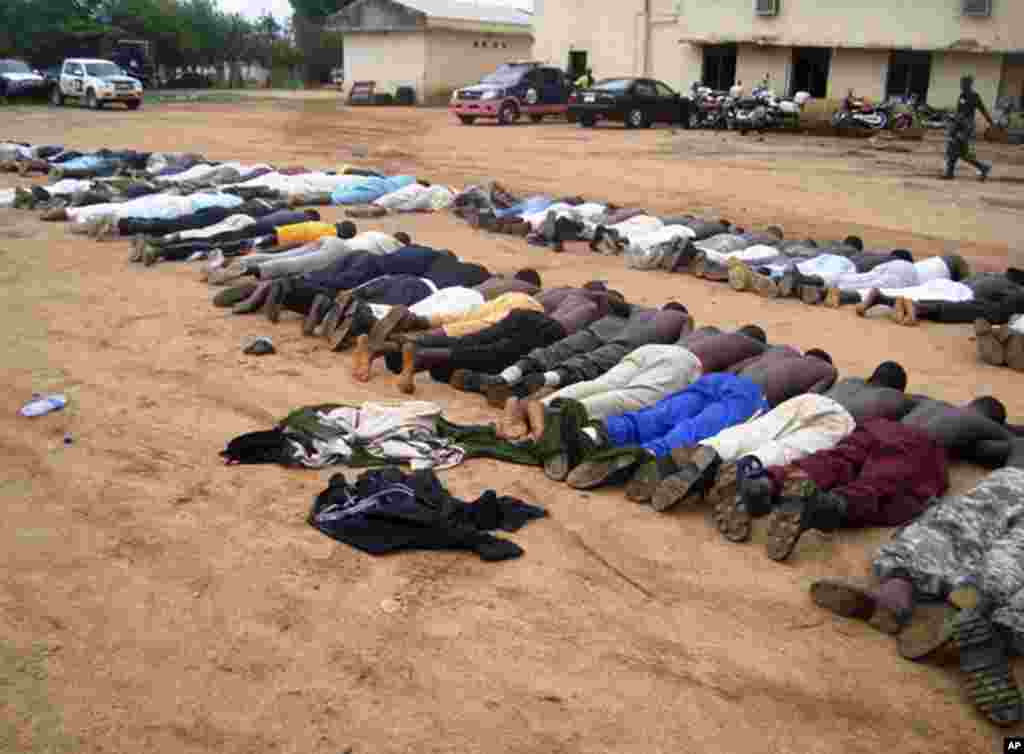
<box><xmin>767</xmin><ymin>418</ymin><xmax>949</xmax><ymax>527</ymax></box>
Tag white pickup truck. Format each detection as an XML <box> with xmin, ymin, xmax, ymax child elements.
<box><xmin>50</xmin><ymin>58</ymin><xmax>143</xmax><ymax>110</ymax></box>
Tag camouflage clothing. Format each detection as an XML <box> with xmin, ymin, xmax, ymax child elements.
<box><xmin>873</xmin><ymin>467</ymin><xmax>1024</xmax><ymax>638</ymax></box>
<box><xmin>945</xmin><ymin>90</ymin><xmax>990</xmax><ymax>176</ymax></box>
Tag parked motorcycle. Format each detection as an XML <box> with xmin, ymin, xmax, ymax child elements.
<box><xmin>899</xmin><ymin>93</ymin><xmax>949</xmax><ymax>129</ymax></box>
<box><xmin>727</xmin><ymin>83</ymin><xmax>808</xmax><ymax>133</ymax></box>
<box><xmin>691</xmin><ymin>85</ymin><xmax>729</xmax><ymax>129</ymax></box>
<box><xmin>831</xmin><ymin>91</ymin><xmax>895</xmax><ymax>130</ymax></box>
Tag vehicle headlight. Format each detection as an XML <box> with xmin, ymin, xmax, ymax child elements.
<box><xmin>481</xmin><ymin>89</ymin><xmax>499</xmax><ymax>100</ymax></box>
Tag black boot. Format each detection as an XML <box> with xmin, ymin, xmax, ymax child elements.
<box><xmin>766</xmin><ymin>484</ymin><xmax>846</xmax><ymax>561</ymax></box>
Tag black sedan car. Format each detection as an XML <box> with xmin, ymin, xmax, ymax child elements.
<box><xmin>568</xmin><ymin>77</ymin><xmax>693</xmax><ymax>129</ymax></box>
<box><xmin>0</xmin><ymin>59</ymin><xmax>48</xmax><ymax>100</ymax></box>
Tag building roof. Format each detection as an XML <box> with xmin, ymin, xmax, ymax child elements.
<box><xmin>330</xmin><ymin>0</ymin><xmax>532</xmax><ymax>31</ymax></box>
<box><xmin>395</xmin><ymin>0</ymin><xmax>530</xmax><ymax>26</ymax></box>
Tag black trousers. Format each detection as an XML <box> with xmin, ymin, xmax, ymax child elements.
<box><xmin>385</xmin><ymin>310</ymin><xmax>568</xmax><ymax>383</ymax></box>
<box><xmin>916</xmin><ymin>292</ymin><xmax>1024</xmax><ymax>325</ymax></box>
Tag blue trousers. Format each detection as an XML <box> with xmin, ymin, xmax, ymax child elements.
<box><xmin>605</xmin><ymin>373</ymin><xmax>768</xmax><ymax>458</ymax></box>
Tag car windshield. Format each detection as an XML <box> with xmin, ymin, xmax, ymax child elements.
<box><xmin>85</xmin><ymin>63</ymin><xmax>124</xmax><ymax>77</ymax></box>
<box><xmin>592</xmin><ymin>79</ymin><xmax>633</xmax><ymax>92</ymax></box>
<box><xmin>0</xmin><ymin>61</ymin><xmax>32</xmax><ymax>74</ymax></box>
<box><xmin>480</xmin><ymin>65</ymin><xmax>529</xmax><ymax>86</ymax></box>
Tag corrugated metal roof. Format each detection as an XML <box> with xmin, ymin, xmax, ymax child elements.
<box><xmin>393</xmin><ymin>0</ymin><xmax>531</xmax><ymax>26</ymax></box>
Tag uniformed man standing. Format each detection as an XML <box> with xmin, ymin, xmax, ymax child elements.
<box><xmin>944</xmin><ymin>75</ymin><xmax>994</xmax><ymax>181</ymax></box>
<box><xmin>574</xmin><ymin>68</ymin><xmax>594</xmax><ymax>90</ymax></box>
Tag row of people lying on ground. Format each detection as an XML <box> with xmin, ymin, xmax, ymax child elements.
<box><xmin>0</xmin><ymin>143</ymin><xmax>455</xmax><ymax>212</ymax></box>
<box><xmin>195</xmin><ymin>235</ymin><xmax>1024</xmax><ymax>726</ymax></box>
<box><xmin>7</xmin><ymin>140</ymin><xmax>1022</xmax><ymax>333</ymax></box>
<box><xmin>85</xmin><ymin>192</ymin><xmax>1024</xmax><ymax>380</ymax></box>
<box><xmin>452</xmin><ymin>193</ymin><xmax>1024</xmax><ymax>330</ymax></box>
<box><xmin>31</xmin><ymin>162</ymin><xmax>1020</xmax><ymax>337</ymax></box>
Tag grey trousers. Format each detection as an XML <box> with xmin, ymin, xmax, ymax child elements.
<box><xmin>253</xmin><ymin>237</ymin><xmax>358</xmax><ymax>280</ymax></box>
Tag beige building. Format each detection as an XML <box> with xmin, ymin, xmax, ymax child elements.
<box><xmin>327</xmin><ymin>0</ymin><xmax>534</xmax><ymax>105</ymax></box>
<box><xmin>533</xmin><ymin>0</ymin><xmax>1024</xmax><ymax>107</ymax></box>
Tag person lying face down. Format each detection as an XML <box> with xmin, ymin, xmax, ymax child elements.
<box><xmin>134</xmin><ymin>209</ymin><xmax>332</xmax><ymax>265</ymax></box>
<box><xmin>496</xmin><ymin>325</ymin><xmax>770</xmax><ymax>441</ymax></box>
<box><xmin>450</xmin><ymin>303</ymin><xmax>694</xmax><ymax>407</ymax></box>
<box><xmin>809</xmin><ymin>439</ymin><xmax>1024</xmax><ymax>728</ymax></box>
<box><xmin>531</xmin><ymin>348</ymin><xmax>837</xmax><ymax>495</ymax></box>
<box><xmin>234</xmin><ymin>242</ymin><xmax>490</xmax><ymax>323</ymax></box>
<box><xmin>348</xmin><ymin>284</ymin><xmax>637</xmax><ymax>392</ymax></box>
<box><xmin>307</xmin><ymin>268</ymin><xmax>545</xmax><ymax>350</ymax></box>
<box><xmin>852</xmin><ymin>268</ymin><xmax>1024</xmax><ymax>328</ymax></box>
<box><xmin>712</xmin><ymin>394</ymin><xmax>1019</xmax><ymax>564</ymax></box>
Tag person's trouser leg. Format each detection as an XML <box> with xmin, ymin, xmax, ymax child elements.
<box><xmin>607</xmin><ymin>377</ymin><xmax>764</xmax><ymax>457</ymax></box>
<box><xmin>573</xmin><ymin>347</ymin><xmax>702</xmax><ymax>420</ymax></box>
<box><xmin>605</xmin><ymin>387</ymin><xmax>710</xmax><ymax>452</ymax></box>
<box><xmin>544</xmin><ymin>355</ymin><xmax>646</xmax><ymax>414</ymax></box>
<box><xmin>427</xmin><ymin>315</ymin><xmax>566</xmax><ymax>382</ymax></box>
<box><xmin>830</xmin><ymin>428</ymin><xmax>948</xmax><ymax>527</ymax></box>
<box><xmin>559</xmin><ymin>342</ymin><xmax>631</xmax><ymax>385</ymax></box>
<box><xmin>707</xmin><ymin>394</ymin><xmax>856</xmax><ymax>467</ymax></box>
<box><xmin>874</xmin><ymin>467</ymin><xmax>1024</xmax><ymax>599</ymax></box>
<box><xmin>254</xmin><ymin>240</ymin><xmax>357</xmax><ymax>280</ymax></box>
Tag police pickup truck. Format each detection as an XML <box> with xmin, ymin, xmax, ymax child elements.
<box><xmin>50</xmin><ymin>58</ymin><xmax>143</xmax><ymax>110</ymax></box>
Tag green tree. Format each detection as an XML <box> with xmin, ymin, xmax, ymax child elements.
<box><xmin>288</xmin><ymin>0</ymin><xmax>353</xmax><ymax>84</ymax></box>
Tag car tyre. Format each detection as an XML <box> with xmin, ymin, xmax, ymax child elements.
<box><xmin>86</xmin><ymin>89</ymin><xmax>101</xmax><ymax>110</ymax></box>
<box><xmin>626</xmin><ymin>108</ymin><xmax>647</xmax><ymax>129</ymax></box>
<box><xmin>497</xmin><ymin>102</ymin><xmax>518</xmax><ymax>126</ymax></box>
<box><xmin>580</xmin><ymin>115</ymin><xmax>596</xmax><ymax>128</ymax></box>
<box><xmin>458</xmin><ymin>115</ymin><xmax>476</xmax><ymax>125</ymax></box>
<box><xmin>50</xmin><ymin>86</ymin><xmax>63</xmax><ymax>107</ymax></box>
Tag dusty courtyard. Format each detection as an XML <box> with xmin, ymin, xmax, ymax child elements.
<box><xmin>2</xmin><ymin>99</ymin><xmax>1024</xmax><ymax>754</ymax></box>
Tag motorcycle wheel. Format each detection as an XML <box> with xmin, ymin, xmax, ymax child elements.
<box><xmin>874</xmin><ymin>112</ymin><xmax>889</xmax><ymax>130</ymax></box>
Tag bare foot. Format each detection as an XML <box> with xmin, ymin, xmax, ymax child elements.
<box><xmin>525</xmin><ymin>399</ymin><xmax>546</xmax><ymax>442</ymax></box>
<box><xmin>396</xmin><ymin>343</ymin><xmax>416</xmax><ymax>394</ymax></box>
<box><xmin>352</xmin><ymin>334</ymin><xmax>372</xmax><ymax>382</ymax></box>
<box><xmin>501</xmin><ymin>398</ymin><xmax>529</xmax><ymax>440</ymax></box>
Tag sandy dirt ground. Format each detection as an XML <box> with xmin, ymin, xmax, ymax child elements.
<box><xmin>2</xmin><ymin>101</ymin><xmax>1024</xmax><ymax>754</ymax></box>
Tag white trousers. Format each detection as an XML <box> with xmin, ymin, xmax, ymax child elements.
<box><xmin>543</xmin><ymin>345</ymin><xmax>703</xmax><ymax>420</ymax></box>
<box><xmin>702</xmin><ymin>393</ymin><xmax>856</xmax><ymax>468</ymax></box>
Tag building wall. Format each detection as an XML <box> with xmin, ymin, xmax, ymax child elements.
<box><xmin>735</xmin><ymin>43</ymin><xmax>791</xmax><ymax>93</ymax></box>
<box><xmin>674</xmin><ymin>0</ymin><xmax>1024</xmax><ymax>52</ymax></box>
<box><xmin>679</xmin><ymin>43</ymin><xmax>704</xmax><ymax>89</ymax></box>
<box><xmin>424</xmin><ymin>29</ymin><xmax>533</xmax><ymax>104</ymax></box>
<box><xmin>649</xmin><ymin>22</ymin><xmax>683</xmax><ymax>89</ymax></box>
<box><xmin>929</xmin><ymin>50</ymin><xmax>1003</xmax><ymax>107</ymax></box>
<box><xmin>828</xmin><ymin>48</ymin><xmax>889</xmax><ymax>101</ymax></box>
<box><xmin>343</xmin><ymin>31</ymin><xmax>427</xmax><ymax>96</ymax></box>
<box><xmin>532</xmin><ymin>0</ymin><xmax>646</xmax><ymax>77</ymax></box>
<box><xmin>1000</xmin><ymin>54</ymin><xmax>1024</xmax><ymax>103</ymax></box>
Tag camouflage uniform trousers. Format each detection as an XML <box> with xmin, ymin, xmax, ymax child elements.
<box><xmin>945</xmin><ymin>120</ymin><xmax>989</xmax><ymax>174</ymax></box>
<box><xmin>873</xmin><ymin>467</ymin><xmax>1024</xmax><ymax>640</ymax></box>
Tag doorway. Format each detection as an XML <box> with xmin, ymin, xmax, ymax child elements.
<box><xmin>886</xmin><ymin>50</ymin><xmax>932</xmax><ymax>101</ymax></box>
<box><xmin>568</xmin><ymin>50</ymin><xmax>588</xmax><ymax>81</ymax></box>
<box><xmin>791</xmin><ymin>47</ymin><xmax>831</xmax><ymax>97</ymax></box>
<box><xmin>702</xmin><ymin>44</ymin><xmax>737</xmax><ymax>91</ymax></box>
